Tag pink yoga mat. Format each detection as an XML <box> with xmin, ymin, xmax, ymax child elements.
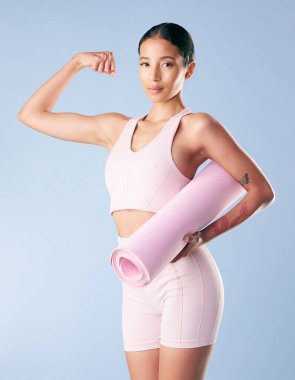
<box><xmin>109</xmin><ymin>160</ymin><xmax>247</xmax><ymax>287</ymax></box>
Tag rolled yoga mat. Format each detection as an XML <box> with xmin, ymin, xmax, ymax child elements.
<box><xmin>109</xmin><ymin>160</ymin><xmax>247</xmax><ymax>287</ymax></box>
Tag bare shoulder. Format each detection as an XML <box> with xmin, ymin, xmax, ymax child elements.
<box><xmin>184</xmin><ymin>111</ymin><xmax>229</xmax><ymax>136</ymax></box>
<box><xmin>97</xmin><ymin>112</ymin><xmax>131</xmax><ymax>125</ymax></box>
<box><xmin>182</xmin><ymin>112</ymin><xmax>213</xmax><ymax>147</ymax></box>
<box><xmin>94</xmin><ymin>112</ymin><xmax>132</xmax><ymax>150</ymax></box>
<box><xmin>183</xmin><ymin>112</ymin><xmax>275</xmax><ymax>198</ymax></box>
<box><xmin>184</xmin><ymin>111</ymin><xmax>241</xmax><ymax>159</ymax></box>
<box><xmin>184</xmin><ymin>112</ymin><xmax>216</xmax><ymax>128</ymax></box>
<box><xmin>188</xmin><ymin>112</ymin><xmax>234</xmax><ymax>141</ymax></box>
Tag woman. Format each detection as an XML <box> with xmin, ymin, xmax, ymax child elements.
<box><xmin>17</xmin><ymin>22</ymin><xmax>275</xmax><ymax>380</ymax></box>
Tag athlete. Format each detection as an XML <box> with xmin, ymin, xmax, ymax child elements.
<box><xmin>17</xmin><ymin>22</ymin><xmax>275</xmax><ymax>380</ymax></box>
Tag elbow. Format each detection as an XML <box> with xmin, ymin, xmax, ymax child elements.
<box><xmin>250</xmin><ymin>184</ymin><xmax>276</xmax><ymax>206</ymax></box>
<box><xmin>17</xmin><ymin>111</ymin><xmax>25</xmax><ymax>122</ymax></box>
<box><xmin>261</xmin><ymin>186</ymin><xmax>276</xmax><ymax>206</ymax></box>
<box><xmin>17</xmin><ymin>110</ymin><xmax>31</xmax><ymax>124</ymax></box>
<box><xmin>256</xmin><ymin>178</ymin><xmax>276</xmax><ymax>204</ymax></box>
<box><xmin>264</xmin><ymin>182</ymin><xmax>276</xmax><ymax>203</ymax></box>
<box><xmin>267</xmin><ymin>190</ymin><xmax>276</xmax><ymax>204</ymax></box>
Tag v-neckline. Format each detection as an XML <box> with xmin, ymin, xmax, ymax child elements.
<box><xmin>129</xmin><ymin>108</ymin><xmax>190</xmax><ymax>154</ymax></box>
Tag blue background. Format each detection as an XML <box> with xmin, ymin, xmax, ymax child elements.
<box><xmin>1</xmin><ymin>0</ymin><xmax>294</xmax><ymax>378</ymax></box>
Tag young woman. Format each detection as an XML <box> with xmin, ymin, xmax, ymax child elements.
<box><xmin>17</xmin><ymin>22</ymin><xmax>275</xmax><ymax>380</ymax></box>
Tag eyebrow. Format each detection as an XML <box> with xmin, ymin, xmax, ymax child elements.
<box><xmin>139</xmin><ymin>56</ymin><xmax>176</xmax><ymax>60</ymax></box>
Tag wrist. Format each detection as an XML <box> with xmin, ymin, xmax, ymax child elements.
<box><xmin>199</xmin><ymin>229</ymin><xmax>211</xmax><ymax>245</ymax></box>
<box><xmin>69</xmin><ymin>54</ymin><xmax>84</xmax><ymax>73</ymax></box>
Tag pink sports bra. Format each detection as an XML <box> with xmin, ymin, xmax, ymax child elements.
<box><xmin>104</xmin><ymin>107</ymin><xmax>193</xmax><ymax>215</ymax></box>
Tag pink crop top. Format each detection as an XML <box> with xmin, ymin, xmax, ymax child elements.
<box><xmin>104</xmin><ymin>107</ymin><xmax>193</xmax><ymax>215</ymax></box>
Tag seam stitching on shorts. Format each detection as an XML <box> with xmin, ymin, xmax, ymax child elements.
<box><xmin>212</xmin><ymin>277</ymin><xmax>221</xmax><ymax>341</ymax></box>
<box><xmin>190</xmin><ymin>254</ymin><xmax>204</xmax><ymax>344</ymax></box>
<box><xmin>202</xmin><ymin>246</ymin><xmax>222</xmax><ymax>341</ymax></box>
<box><xmin>161</xmin><ymin>264</ymin><xmax>174</xmax><ymax>308</ymax></box>
<box><xmin>171</xmin><ymin>263</ymin><xmax>183</xmax><ymax>344</ymax></box>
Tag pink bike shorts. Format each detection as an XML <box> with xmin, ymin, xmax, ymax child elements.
<box><xmin>117</xmin><ymin>234</ymin><xmax>225</xmax><ymax>352</ymax></box>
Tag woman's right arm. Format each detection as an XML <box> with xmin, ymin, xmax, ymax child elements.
<box><xmin>17</xmin><ymin>51</ymin><xmax>126</xmax><ymax>150</ymax></box>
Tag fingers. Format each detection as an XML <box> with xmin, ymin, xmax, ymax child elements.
<box><xmin>170</xmin><ymin>250</ymin><xmax>192</xmax><ymax>264</ymax></box>
<box><xmin>171</xmin><ymin>231</ymin><xmax>204</xmax><ymax>264</ymax></box>
<box><xmin>91</xmin><ymin>55</ymin><xmax>101</xmax><ymax>72</ymax></box>
<box><xmin>178</xmin><ymin>241</ymin><xmax>189</xmax><ymax>255</ymax></box>
<box><xmin>100</xmin><ymin>51</ymin><xmax>116</xmax><ymax>75</ymax></box>
<box><xmin>184</xmin><ymin>231</ymin><xmax>204</xmax><ymax>244</ymax></box>
<box><xmin>91</xmin><ymin>52</ymin><xmax>116</xmax><ymax>76</ymax></box>
<box><xmin>183</xmin><ymin>234</ymin><xmax>195</xmax><ymax>243</ymax></box>
<box><xmin>97</xmin><ymin>54</ymin><xmax>106</xmax><ymax>73</ymax></box>
<box><xmin>103</xmin><ymin>51</ymin><xmax>112</xmax><ymax>74</ymax></box>
<box><xmin>109</xmin><ymin>52</ymin><xmax>116</xmax><ymax>75</ymax></box>
<box><xmin>171</xmin><ymin>243</ymin><xmax>190</xmax><ymax>263</ymax></box>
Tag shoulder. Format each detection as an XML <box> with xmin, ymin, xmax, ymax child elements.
<box><xmin>100</xmin><ymin>112</ymin><xmax>133</xmax><ymax>149</ymax></box>
<box><xmin>183</xmin><ymin>112</ymin><xmax>232</xmax><ymax>154</ymax></box>
<box><xmin>107</xmin><ymin>112</ymin><xmax>133</xmax><ymax>133</ymax></box>
<box><xmin>184</xmin><ymin>111</ymin><xmax>232</xmax><ymax>136</ymax></box>
<box><xmin>183</xmin><ymin>111</ymin><xmax>242</xmax><ymax>165</ymax></box>
<box><xmin>97</xmin><ymin>112</ymin><xmax>132</xmax><ymax>125</ymax></box>
<box><xmin>185</xmin><ymin>112</ymin><xmax>217</xmax><ymax>128</ymax></box>
<box><xmin>182</xmin><ymin>112</ymin><xmax>218</xmax><ymax>141</ymax></box>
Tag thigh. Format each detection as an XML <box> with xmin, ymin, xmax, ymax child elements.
<box><xmin>160</xmin><ymin>245</ymin><xmax>224</xmax><ymax>348</ymax></box>
<box><xmin>122</xmin><ymin>283</ymin><xmax>162</xmax><ymax>352</ymax></box>
<box><xmin>125</xmin><ymin>348</ymin><xmax>160</xmax><ymax>380</ymax></box>
<box><xmin>159</xmin><ymin>344</ymin><xmax>214</xmax><ymax>380</ymax></box>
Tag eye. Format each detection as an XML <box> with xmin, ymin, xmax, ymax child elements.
<box><xmin>139</xmin><ymin>62</ymin><xmax>173</xmax><ymax>67</ymax></box>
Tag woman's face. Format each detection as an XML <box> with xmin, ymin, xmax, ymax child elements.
<box><xmin>138</xmin><ymin>37</ymin><xmax>193</xmax><ymax>102</ymax></box>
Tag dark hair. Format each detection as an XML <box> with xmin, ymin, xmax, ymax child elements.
<box><xmin>138</xmin><ymin>22</ymin><xmax>195</xmax><ymax>67</ymax></box>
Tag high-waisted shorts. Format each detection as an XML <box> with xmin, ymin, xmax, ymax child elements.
<box><xmin>117</xmin><ymin>234</ymin><xmax>225</xmax><ymax>352</ymax></box>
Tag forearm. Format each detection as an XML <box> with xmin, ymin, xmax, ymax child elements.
<box><xmin>17</xmin><ymin>54</ymin><xmax>83</xmax><ymax>120</ymax></box>
<box><xmin>200</xmin><ymin>190</ymin><xmax>274</xmax><ymax>244</ymax></box>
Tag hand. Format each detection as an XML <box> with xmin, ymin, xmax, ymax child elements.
<box><xmin>170</xmin><ymin>231</ymin><xmax>204</xmax><ymax>263</ymax></box>
<box><xmin>74</xmin><ymin>51</ymin><xmax>116</xmax><ymax>76</ymax></box>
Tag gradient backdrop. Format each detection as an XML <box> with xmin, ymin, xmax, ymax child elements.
<box><xmin>1</xmin><ymin>0</ymin><xmax>294</xmax><ymax>379</ymax></box>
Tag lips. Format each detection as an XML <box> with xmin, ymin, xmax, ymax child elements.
<box><xmin>148</xmin><ymin>87</ymin><xmax>164</xmax><ymax>93</ymax></box>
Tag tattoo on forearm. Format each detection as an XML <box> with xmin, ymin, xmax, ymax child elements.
<box><xmin>212</xmin><ymin>216</ymin><xmax>229</xmax><ymax>236</ymax></box>
<box><xmin>229</xmin><ymin>201</ymin><xmax>249</xmax><ymax>227</ymax></box>
<box><xmin>211</xmin><ymin>200</ymin><xmax>250</xmax><ymax>238</ymax></box>
<box><xmin>239</xmin><ymin>172</ymin><xmax>249</xmax><ymax>187</ymax></box>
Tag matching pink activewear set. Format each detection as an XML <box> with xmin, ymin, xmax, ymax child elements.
<box><xmin>105</xmin><ymin>108</ymin><xmax>225</xmax><ymax>352</ymax></box>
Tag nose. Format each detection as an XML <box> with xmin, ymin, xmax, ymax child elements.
<box><xmin>149</xmin><ymin>66</ymin><xmax>161</xmax><ymax>81</ymax></box>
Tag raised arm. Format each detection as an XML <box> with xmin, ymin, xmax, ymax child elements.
<box><xmin>17</xmin><ymin>51</ymin><xmax>125</xmax><ymax>149</ymax></box>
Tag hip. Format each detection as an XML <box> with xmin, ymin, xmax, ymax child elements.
<box><xmin>122</xmin><ymin>244</ymin><xmax>224</xmax><ymax>311</ymax></box>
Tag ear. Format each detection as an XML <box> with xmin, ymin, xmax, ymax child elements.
<box><xmin>185</xmin><ymin>60</ymin><xmax>196</xmax><ymax>79</ymax></box>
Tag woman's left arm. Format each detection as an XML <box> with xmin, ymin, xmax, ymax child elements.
<box><xmin>188</xmin><ymin>113</ymin><xmax>275</xmax><ymax>245</ymax></box>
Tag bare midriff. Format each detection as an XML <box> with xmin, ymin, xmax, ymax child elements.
<box><xmin>111</xmin><ymin>209</ymin><xmax>157</xmax><ymax>238</ymax></box>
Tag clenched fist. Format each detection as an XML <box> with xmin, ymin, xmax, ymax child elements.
<box><xmin>74</xmin><ymin>51</ymin><xmax>116</xmax><ymax>76</ymax></box>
